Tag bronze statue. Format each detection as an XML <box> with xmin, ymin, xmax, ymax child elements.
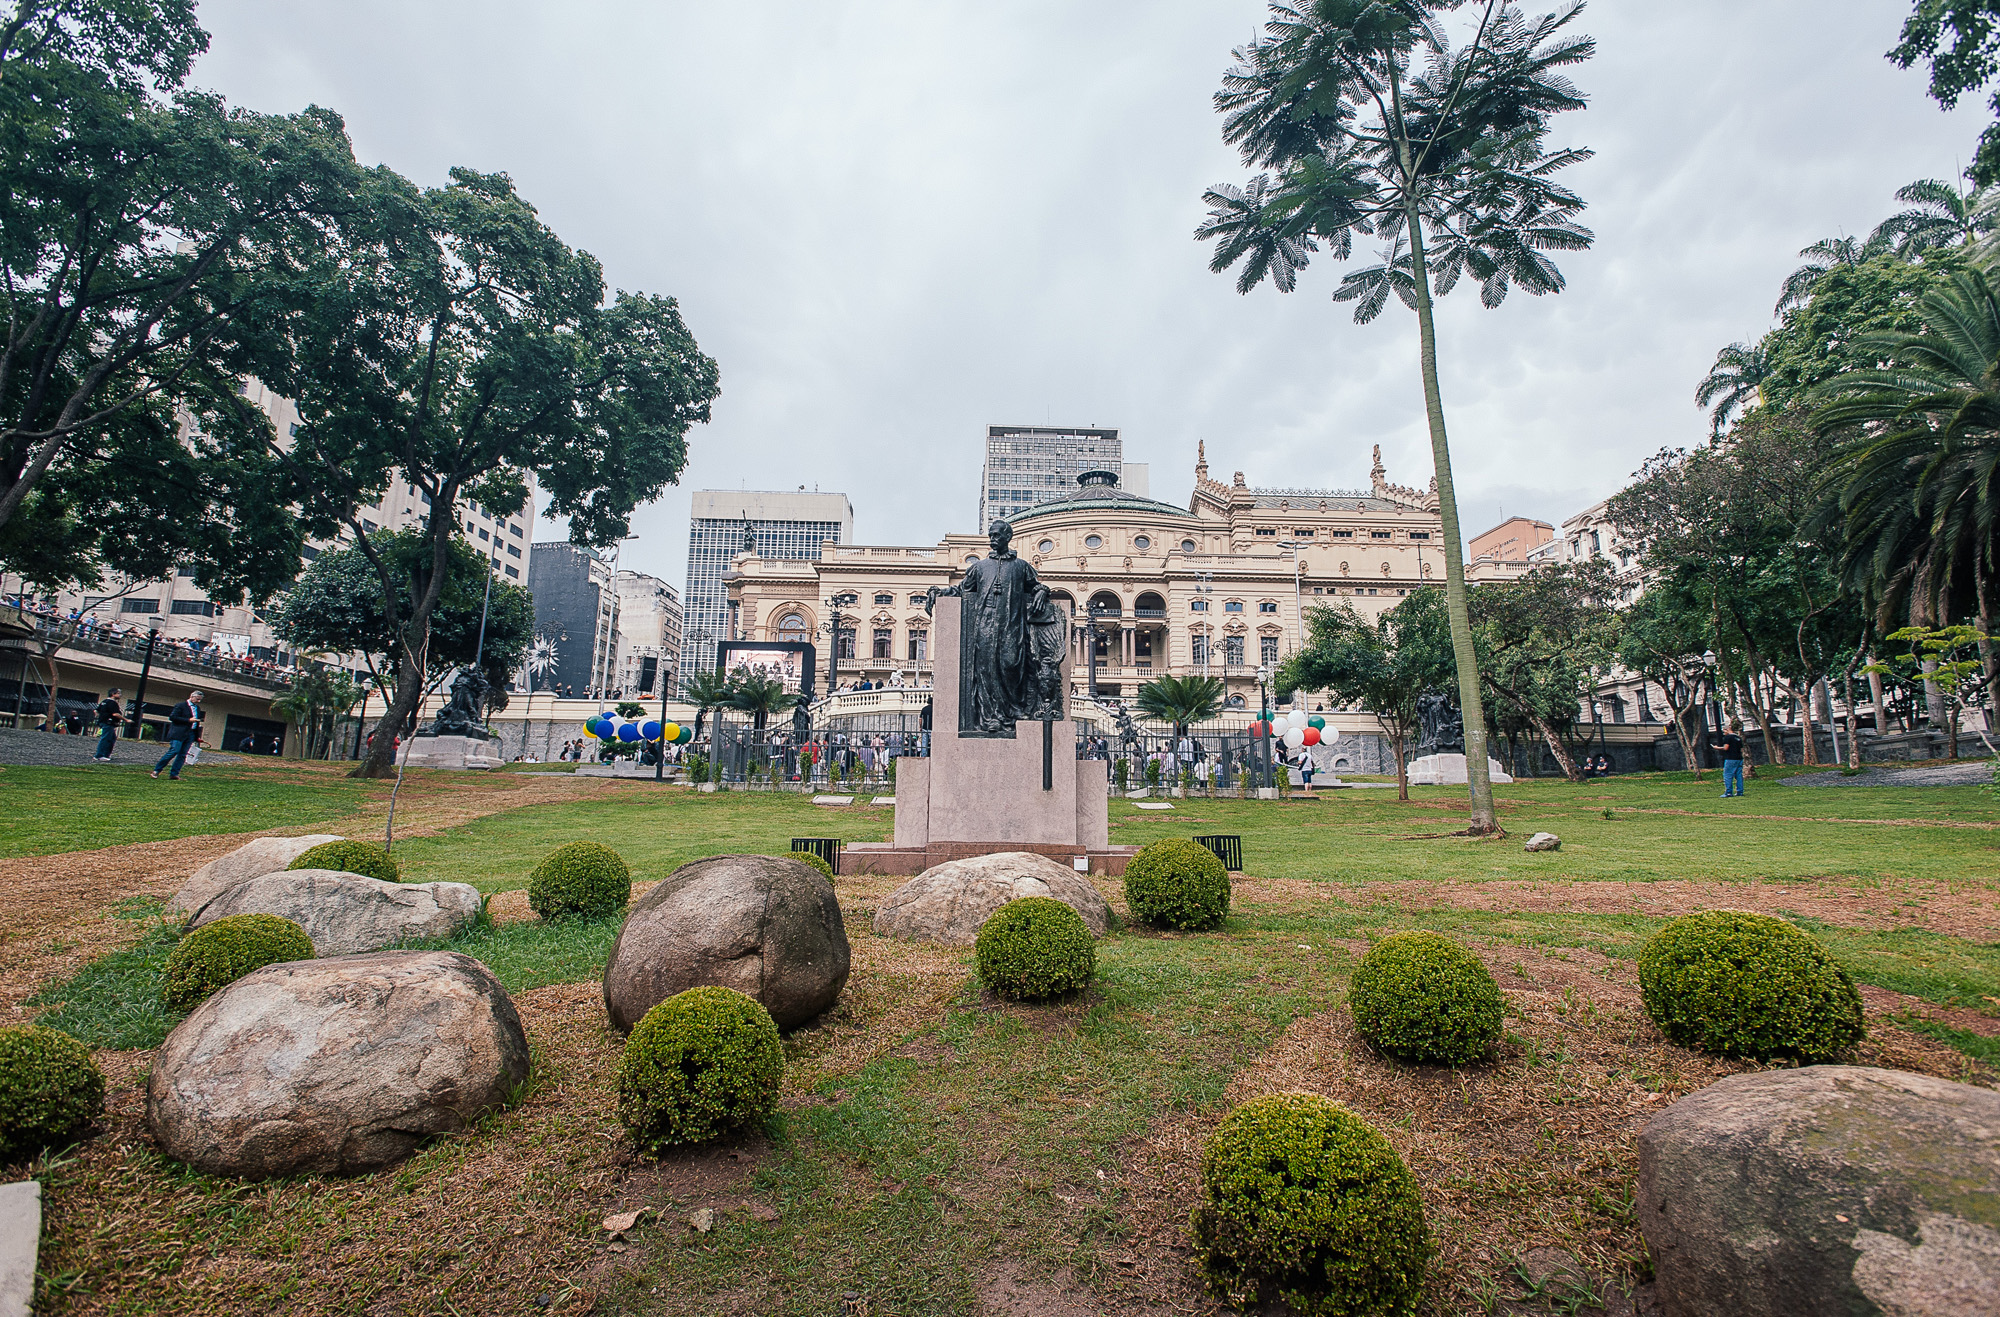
<box><xmin>1415</xmin><ymin>691</ymin><xmax>1464</xmax><ymax>756</ymax></box>
<box><xmin>429</xmin><ymin>668</ymin><xmax>492</xmax><ymax>739</ymax></box>
<box><xmin>929</xmin><ymin>520</ymin><xmax>1052</xmax><ymax>737</ymax></box>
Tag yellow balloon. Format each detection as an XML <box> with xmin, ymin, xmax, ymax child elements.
<box><xmin>660</xmin><ymin>722</ymin><xmax>681</xmax><ymax>743</ymax></box>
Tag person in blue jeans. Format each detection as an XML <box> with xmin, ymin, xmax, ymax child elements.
<box><xmin>152</xmin><ymin>690</ymin><xmax>204</xmax><ymax>780</ymax></box>
<box><xmin>92</xmin><ymin>688</ymin><xmax>122</xmax><ymax>761</ymax></box>
<box><xmin>1708</xmin><ymin>720</ymin><xmax>1746</xmax><ymax>797</ymax></box>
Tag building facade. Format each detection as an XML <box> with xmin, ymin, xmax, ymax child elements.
<box><xmin>977</xmin><ymin>423</ymin><xmax>1148</xmax><ymax>528</ymax></box>
<box><xmin>682</xmin><ymin>489</ymin><xmax>853</xmax><ymax>689</ymax></box>
<box><xmin>725</xmin><ymin>443</ymin><xmax>1444</xmax><ymax>707</ymax></box>
<box><xmin>527</xmin><ymin>544</ymin><xmax>619</xmax><ymax>698</ymax></box>
<box><xmin>611</xmin><ymin>570</ymin><xmax>682</xmax><ymax>699</ymax></box>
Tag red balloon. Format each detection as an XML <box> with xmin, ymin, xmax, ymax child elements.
<box><xmin>1250</xmin><ymin>720</ymin><xmax>1270</xmax><ymax>737</ymax></box>
<box><xmin>1301</xmin><ymin>727</ymin><xmax>1321</xmax><ymax>746</ymax></box>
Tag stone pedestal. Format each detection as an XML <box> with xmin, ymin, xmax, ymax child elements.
<box><xmin>1406</xmin><ymin>752</ymin><xmax>1513</xmax><ymax>785</ymax></box>
<box><xmin>398</xmin><ymin>734</ymin><xmax>504</xmax><ymax>770</ymax></box>
<box><xmin>842</xmin><ymin>598</ymin><xmax>1134</xmax><ymax>877</ymax></box>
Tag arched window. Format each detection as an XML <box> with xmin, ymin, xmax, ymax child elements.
<box><xmin>1088</xmin><ymin>591</ymin><xmax>1122</xmax><ymax>616</ymax></box>
<box><xmin>1135</xmin><ymin>592</ymin><xmax>1166</xmax><ymax>618</ymax></box>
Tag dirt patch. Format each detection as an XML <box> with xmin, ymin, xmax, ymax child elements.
<box><xmin>978</xmin><ymin>1262</ymin><xmax>1122</xmax><ymax>1316</ymax></box>
<box><xmin>784</xmin><ymin>917</ymin><xmax>970</xmax><ymax>1093</ymax></box>
<box><xmin>1107</xmin><ymin>943</ymin><xmax>1988</xmax><ymax>1317</ymax></box>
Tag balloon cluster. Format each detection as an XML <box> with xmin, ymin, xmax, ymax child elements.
<box><xmin>583</xmin><ymin>712</ymin><xmax>692</xmax><ymax>745</ymax></box>
<box><xmin>1249</xmin><ymin>710</ymin><xmax>1336</xmax><ymax>751</ymax></box>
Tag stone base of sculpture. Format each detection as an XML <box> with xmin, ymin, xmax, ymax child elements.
<box><xmin>845</xmin><ymin>595</ymin><xmax>1133</xmax><ymax>877</ymax></box>
<box><xmin>399</xmin><ymin>734</ymin><xmax>504</xmax><ymax>771</ymax></box>
<box><xmin>1406</xmin><ymin>753</ymin><xmax>1513</xmax><ymax>786</ymax></box>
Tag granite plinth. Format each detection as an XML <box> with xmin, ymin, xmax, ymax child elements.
<box><xmin>840</xmin><ymin>840</ymin><xmax>1138</xmax><ymax>877</ymax></box>
<box><xmin>399</xmin><ymin>734</ymin><xmax>503</xmax><ymax>770</ymax></box>
<box><xmin>1406</xmin><ymin>752</ymin><xmax>1513</xmax><ymax>785</ymax></box>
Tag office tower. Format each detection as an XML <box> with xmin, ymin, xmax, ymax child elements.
<box><xmin>682</xmin><ymin>489</ymin><xmax>853</xmax><ymax>686</ymax></box>
<box><xmin>979</xmin><ymin>424</ymin><xmax>1142</xmax><ymax>528</ymax></box>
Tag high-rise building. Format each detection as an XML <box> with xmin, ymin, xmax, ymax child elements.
<box><xmin>612</xmin><ymin>570</ymin><xmax>682</xmax><ymax>698</ymax></box>
<box><xmin>978</xmin><ymin>424</ymin><xmax>1147</xmax><ymax>528</ymax></box>
<box><xmin>682</xmin><ymin>489</ymin><xmax>852</xmax><ymax>685</ymax></box>
<box><xmin>527</xmin><ymin>543</ymin><xmax>619</xmax><ymax>697</ymax></box>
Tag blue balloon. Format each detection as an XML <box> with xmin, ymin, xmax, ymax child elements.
<box><xmin>617</xmin><ymin>722</ymin><xmax>641</xmax><ymax>742</ymax></box>
<box><xmin>641</xmin><ymin>720</ymin><xmax>663</xmax><ymax>741</ymax></box>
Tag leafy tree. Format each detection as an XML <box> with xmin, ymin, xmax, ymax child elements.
<box><xmin>1470</xmin><ymin>560</ymin><xmax>1620</xmax><ymax>781</ymax></box>
<box><xmin>1135</xmin><ymin>673</ymin><xmax>1225</xmax><ymax>737</ymax></box>
<box><xmin>682</xmin><ymin>667</ymin><xmax>734</xmax><ymax>739</ymax></box>
<box><xmin>249</xmin><ymin>167</ymin><xmax>720</xmax><ymax>777</ymax></box>
<box><xmin>1889</xmin><ymin>0</ymin><xmax>2000</xmax><ymax>187</ymax></box>
<box><xmin>1868</xmin><ymin>178</ymin><xmax>1997</xmax><ymax>254</ymax></box>
<box><xmin>1196</xmin><ymin>0</ymin><xmax>1597</xmax><ymax>835</ymax></box>
<box><xmin>1279</xmin><ymin>595</ymin><xmax>1450</xmax><ymax>799</ymax></box>
<box><xmin>1615</xmin><ymin>589</ymin><xmax>1715</xmax><ymax>777</ymax></box>
<box><xmin>1760</xmin><ymin>252</ymin><xmax>1964</xmax><ymax>414</ymax></box>
<box><xmin>1773</xmin><ymin>234</ymin><xmax>1891</xmax><ymax>316</ymax></box>
<box><xmin>722</xmin><ymin>665</ymin><xmax>797</xmax><ymax>732</ymax></box>
<box><xmin>0</xmin><ymin>0</ymin><xmax>367</xmax><ymax>580</ymax></box>
<box><xmin>1695</xmin><ymin>342</ymin><xmax>1770</xmax><ymax>440</ymax></box>
<box><xmin>1866</xmin><ymin>624</ymin><xmax>1993</xmax><ymax>758</ymax></box>
<box><xmin>270</xmin><ymin>664</ymin><xmax>363</xmax><ymax>760</ymax></box>
<box><xmin>274</xmin><ymin>530</ymin><xmax>533</xmax><ymax>698</ymax></box>
<box><xmin>1813</xmin><ymin>267</ymin><xmax>2000</xmax><ymax>720</ymax></box>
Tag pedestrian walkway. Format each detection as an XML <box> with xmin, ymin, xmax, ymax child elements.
<box><xmin>1781</xmin><ymin>761</ymin><xmax>1994</xmax><ymax>788</ymax></box>
<box><xmin>0</xmin><ymin>728</ymin><xmax>242</xmax><ymax>768</ymax></box>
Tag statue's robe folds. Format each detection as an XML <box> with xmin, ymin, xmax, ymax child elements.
<box><xmin>955</xmin><ymin>551</ymin><xmax>1042</xmax><ymax>735</ymax></box>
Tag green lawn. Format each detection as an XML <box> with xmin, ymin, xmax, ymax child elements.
<box><xmin>0</xmin><ymin>763</ymin><xmax>377</xmax><ymax>857</ymax></box>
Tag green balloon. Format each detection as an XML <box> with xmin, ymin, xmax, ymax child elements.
<box><xmin>1308</xmin><ymin>715</ymin><xmax>1326</xmax><ymax>730</ymax></box>
<box><xmin>673</xmin><ymin>724</ymin><xmax>693</xmax><ymax>744</ymax></box>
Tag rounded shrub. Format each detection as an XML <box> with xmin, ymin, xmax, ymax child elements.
<box><xmin>0</xmin><ymin>1025</ymin><xmax>105</xmax><ymax>1163</ymax></box>
<box><xmin>162</xmin><ymin>914</ymin><xmax>315</xmax><ymax>1012</ymax></box>
<box><xmin>528</xmin><ymin>841</ymin><xmax>632</xmax><ymax>920</ymax></box>
<box><xmin>616</xmin><ymin>987</ymin><xmax>783</xmax><ymax>1151</ymax></box>
<box><xmin>1123</xmin><ymin>838</ymin><xmax>1230</xmax><ymax>930</ymax></box>
<box><xmin>975</xmin><ymin>898</ymin><xmax>1096</xmax><ymax>1000</ymax></box>
<box><xmin>288</xmin><ymin>839</ymin><xmax>401</xmax><ymax>883</ymax></box>
<box><xmin>1192</xmin><ymin>1092</ymin><xmax>1430</xmax><ymax>1316</ymax></box>
<box><xmin>788</xmin><ymin>849</ymin><xmax>835</xmax><ymax>883</ymax></box>
<box><xmin>1348</xmin><ymin>931</ymin><xmax>1505</xmax><ymax>1066</ymax></box>
<box><xmin>1639</xmin><ymin>910</ymin><xmax>1864</xmax><ymax>1061</ymax></box>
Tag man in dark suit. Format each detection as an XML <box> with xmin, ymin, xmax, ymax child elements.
<box><xmin>152</xmin><ymin>690</ymin><xmax>203</xmax><ymax>780</ymax></box>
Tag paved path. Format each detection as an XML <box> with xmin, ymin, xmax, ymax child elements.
<box><xmin>0</xmin><ymin>727</ymin><xmax>241</xmax><ymax>768</ymax></box>
<box><xmin>1781</xmin><ymin>761</ymin><xmax>1994</xmax><ymax>788</ymax></box>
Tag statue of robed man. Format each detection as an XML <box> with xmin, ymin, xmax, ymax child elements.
<box><xmin>929</xmin><ymin>520</ymin><xmax>1051</xmax><ymax>736</ymax></box>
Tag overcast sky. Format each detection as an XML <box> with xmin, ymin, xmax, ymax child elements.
<box><xmin>192</xmin><ymin>1</ymin><xmax>1985</xmax><ymax>590</ymax></box>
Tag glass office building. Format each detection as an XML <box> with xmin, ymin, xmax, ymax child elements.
<box><xmin>682</xmin><ymin>490</ymin><xmax>853</xmax><ymax>689</ymax></box>
<box><xmin>979</xmin><ymin>425</ymin><xmax>1146</xmax><ymax>529</ymax></box>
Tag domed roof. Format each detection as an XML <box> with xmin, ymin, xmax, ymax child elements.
<box><xmin>1006</xmin><ymin>471</ymin><xmax>1197</xmax><ymax>524</ymax></box>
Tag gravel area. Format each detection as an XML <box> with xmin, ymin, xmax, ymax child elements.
<box><xmin>0</xmin><ymin>726</ymin><xmax>243</xmax><ymax>767</ymax></box>
<box><xmin>1781</xmin><ymin>761</ymin><xmax>1995</xmax><ymax>788</ymax></box>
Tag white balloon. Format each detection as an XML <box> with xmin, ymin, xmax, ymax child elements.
<box><xmin>1321</xmin><ymin>725</ymin><xmax>1340</xmax><ymax>746</ymax></box>
<box><xmin>1281</xmin><ymin>712</ymin><xmax>1302</xmax><ymax>732</ymax></box>
<box><xmin>1284</xmin><ymin>727</ymin><xmax>1306</xmax><ymax>749</ymax></box>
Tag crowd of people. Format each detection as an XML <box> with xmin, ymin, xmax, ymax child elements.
<box><xmin>5</xmin><ymin>595</ymin><xmax>305</xmax><ymax>685</ymax></box>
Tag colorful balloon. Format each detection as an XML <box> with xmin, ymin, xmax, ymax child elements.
<box><xmin>641</xmin><ymin>720</ymin><xmax>664</xmax><ymax>741</ymax></box>
<box><xmin>660</xmin><ymin>721</ymin><xmax>681</xmax><ymax>742</ymax></box>
<box><xmin>1307</xmin><ymin>715</ymin><xmax>1326</xmax><ymax>730</ymax></box>
<box><xmin>1301</xmin><ymin>727</ymin><xmax>1321</xmax><ymax>747</ymax></box>
<box><xmin>617</xmin><ymin>723</ymin><xmax>641</xmax><ymax>742</ymax></box>
<box><xmin>582</xmin><ymin>717</ymin><xmax>601</xmax><ymax>737</ymax></box>
<box><xmin>673</xmin><ymin>724</ymin><xmax>693</xmax><ymax>744</ymax></box>
<box><xmin>1284</xmin><ymin>727</ymin><xmax>1306</xmax><ymax>749</ymax></box>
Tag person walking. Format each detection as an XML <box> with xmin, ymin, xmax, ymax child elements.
<box><xmin>152</xmin><ymin>690</ymin><xmax>203</xmax><ymax>780</ymax></box>
<box><xmin>92</xmin><ymin>688</ymin><xmax>122</xmax><ymax>761</ymax></box>
<box><xmin>1708</xmin><ymin>719</ymin><xmax>1746</xmax><ymax>797</ymax></box>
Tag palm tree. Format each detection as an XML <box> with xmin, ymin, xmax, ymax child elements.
<box><xmin>1868</xmin><ymin>178</ymin><xmax>1996</xmax><ymax>256</ymax></box>
<box><xmin>683</xmin><ymin>667</ymin><xmax>734</xmax><ymax>739</ymax></box>
<box><xmin>1135</xmin><ymin>674</ymin><xmax>1225</xmax><ymax>737</ymax></box>
<box><xmin>1695</xmin><ymin>342</ymin><xmax>1771</xmax><ymax>440</ymax></box>
<box><xmin>1195</xmin><ymin>0</ymin><xmax>1597</xmax><ymax>836</ymax></box>
<box><xmin>1775</xmin><ymin>234</ymin><xmax>1890</xmax><ymax>316</ymax></box>
<box><xmin>723</xmin><ymin>665</ymin><xmax>799</xmax><ymax>732</ymax></box>
<box><xmin>1813</xmin><ymin>269</ymin><xmax>2000</xmax><ymax>686</ymax></box>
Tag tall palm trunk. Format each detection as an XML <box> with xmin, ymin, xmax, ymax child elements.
<box><xmin>1405</xmin><ymin>200</ymin><xmax>1498</xmax><ymax>834</ymax></box>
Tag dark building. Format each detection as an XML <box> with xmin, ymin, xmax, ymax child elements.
<box><xmin>527</xmin><ymin>543</ymin><xmax>618</xmax><ymax>697</ymax></box>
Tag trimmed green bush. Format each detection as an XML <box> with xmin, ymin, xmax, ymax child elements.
<box><xmin>616</xmin><ymin>987</ymin><xmax>783</xmax><ymax>1151</ymax></box>
<box><xmin>1639</xmin><ymin>910</ymin><xmax>1864</xmax><ymax>1061</ymax></box>
<box><xmin>288</xmin><ymin>839</ymin><xmax>401</xmax><ymax>883</ymax></box>
<box><xmin>1123</xmin><ymin>838</ymin><xmax>1230</xmax><ymax>930</ymax></box>
<box><xmin>528</xmin><ymin>841</ymin><xmax>632</xmax><ymax>920</ymax></box>
<box><xmin>788</xmin><ymin>849</ymin><xmax>835</xmax><ymax>883</ymax></box>
<box><xmin>1192</xmin><ymin>1093</ymin><xmax>1430</xmax><ymax>1316</ymax></box>
<box><xmin>975</xmin><ymin>898</ymin><xmax>1095</xmax><ymax>1000</ymax></box>
<box><xmin>1348</xmin><ymin>931</ymin><xmax>1505</xmax><ymax>1066</ymax></box>
<box><xmin>161</xmin><ymin>914</ymin><xmax>315</xmax><ymax>1012</ymax></box>
<box><xmin>0</xmin><ymin>1025</ymin><xmax>105</xmax><ymax>1163</ymax></box>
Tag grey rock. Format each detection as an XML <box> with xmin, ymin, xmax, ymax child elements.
<box><xmin>603</xmin><ymin>854</ymin><xmax>850</xmax><ymax>1032</ymax></box>
<box><xmin>187</xmin><ymin>870</ymin><xmax>480</xmax><ymax>955</ymax></box>
<box><xmin>170</xmin><ymin>834</ymin><xmax>344</xmax><ymax>916</ymax></box>
<box><xmin>1638</xmin><ymin>1065</ymin><xmax>2000</xmax><ymax>1317</ymax></box>
<box><xmin>146</xmin><ymin>950</ymin><xmax>528</xmax><ymax>1178</ymax></box>
<box><xmin>872</xmin><ymin>851</ymin><xmax>1111</xmax><ymax>945</ymax></box>
<box><xmin>1524</xmin><ymin>831</ymin><xmax>1561</xmax><ymax>852</ymax></box>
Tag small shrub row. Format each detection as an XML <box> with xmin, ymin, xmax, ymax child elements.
<box><xmin>528</xmin><ymin>841</ymin><xmax>632</xmax><ymax>920</ymax></box>
<box><xmin>0</xmin><ymin>1025</ymin><xmax>105</xmax><ymax>1164</ymax></box>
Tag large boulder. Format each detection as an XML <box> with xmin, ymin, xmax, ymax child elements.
<box><xmin>170</xmin><ymin>834</ymin><xmax>344</xmax><ymax>916</ymax></box>
<box><xmin>1639</xmin><ymin>1065</ymin><xmax>2000</xmax><ymax>1317</ymax></box>
<box><xmin>603</xmin><ymin>854</ymin><xmax>849</xmax><ymax>1033</ymax></box>
<box><xmin>146</xmin><ymin>950</ymin><xmax>529</xmax><ymax>1177</ymax></box>
<box><xmin>187</xmin><ymin>871</ymin><xmax>481</xmax><ymax>955</ymax></box>
<box><xmin>873</xmin><ymin>851</ymin><xmax>1111</xmax><ymax>945</ymax></box>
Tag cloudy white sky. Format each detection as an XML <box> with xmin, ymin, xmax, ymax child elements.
<box><xmin>192</xmin><ymin>1</ymin><xmax>1985</xmax><ymax>590</ymax></box>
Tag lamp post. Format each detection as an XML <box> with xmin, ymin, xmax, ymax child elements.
<box><xmin>1256</xmin><ymin>662</ymin><xmax>1274</xmax><ymax>790</ymax></box>
<box><xmin>821</xmin><ymin>593</ymin><xmax>855</xmax><ymax>700</ymax></box>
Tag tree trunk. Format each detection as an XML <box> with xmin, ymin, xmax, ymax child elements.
<box><xmin>1867</xmin><ymin>662</ymin><xmax>1888</xmax><ymax>734</ymax></box>
<box><xmin>1668</xmin><ymin>696</ymin><xmax>1701</xmax><ymax>779</ymax></box>
<box><xmin>1403</xmin><ymin>199</ymin><xmax>1496</xmax><ymax>834</ymax></box>
<box><xmin>1390</xmin><ymin>721</ymin><xmax>1409</xmax><ymax>801</ymax></box>
<box><xmin>1795</xmin><ymin>676</ymin><xmax>1819</xmax><ymax>765</ymax></box>
<box><xmin>354</xmin><ymin>651</ymin><xmax>426</xmax><ymax>778</ymax></box>
<box><xmin>1739</xmin><ymin>674</ymin><xmax>1783</xmax><ymax>766</ymax></box>
<box><xmin>1843</xmin><ymin>657</ymin><xmax>1863</xmax><ymax>770</ymax></box>
<box><xmin>1530</xmin><ymin>711</ymin><xmax>1584</xmax><ymax>781</ymax></box>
